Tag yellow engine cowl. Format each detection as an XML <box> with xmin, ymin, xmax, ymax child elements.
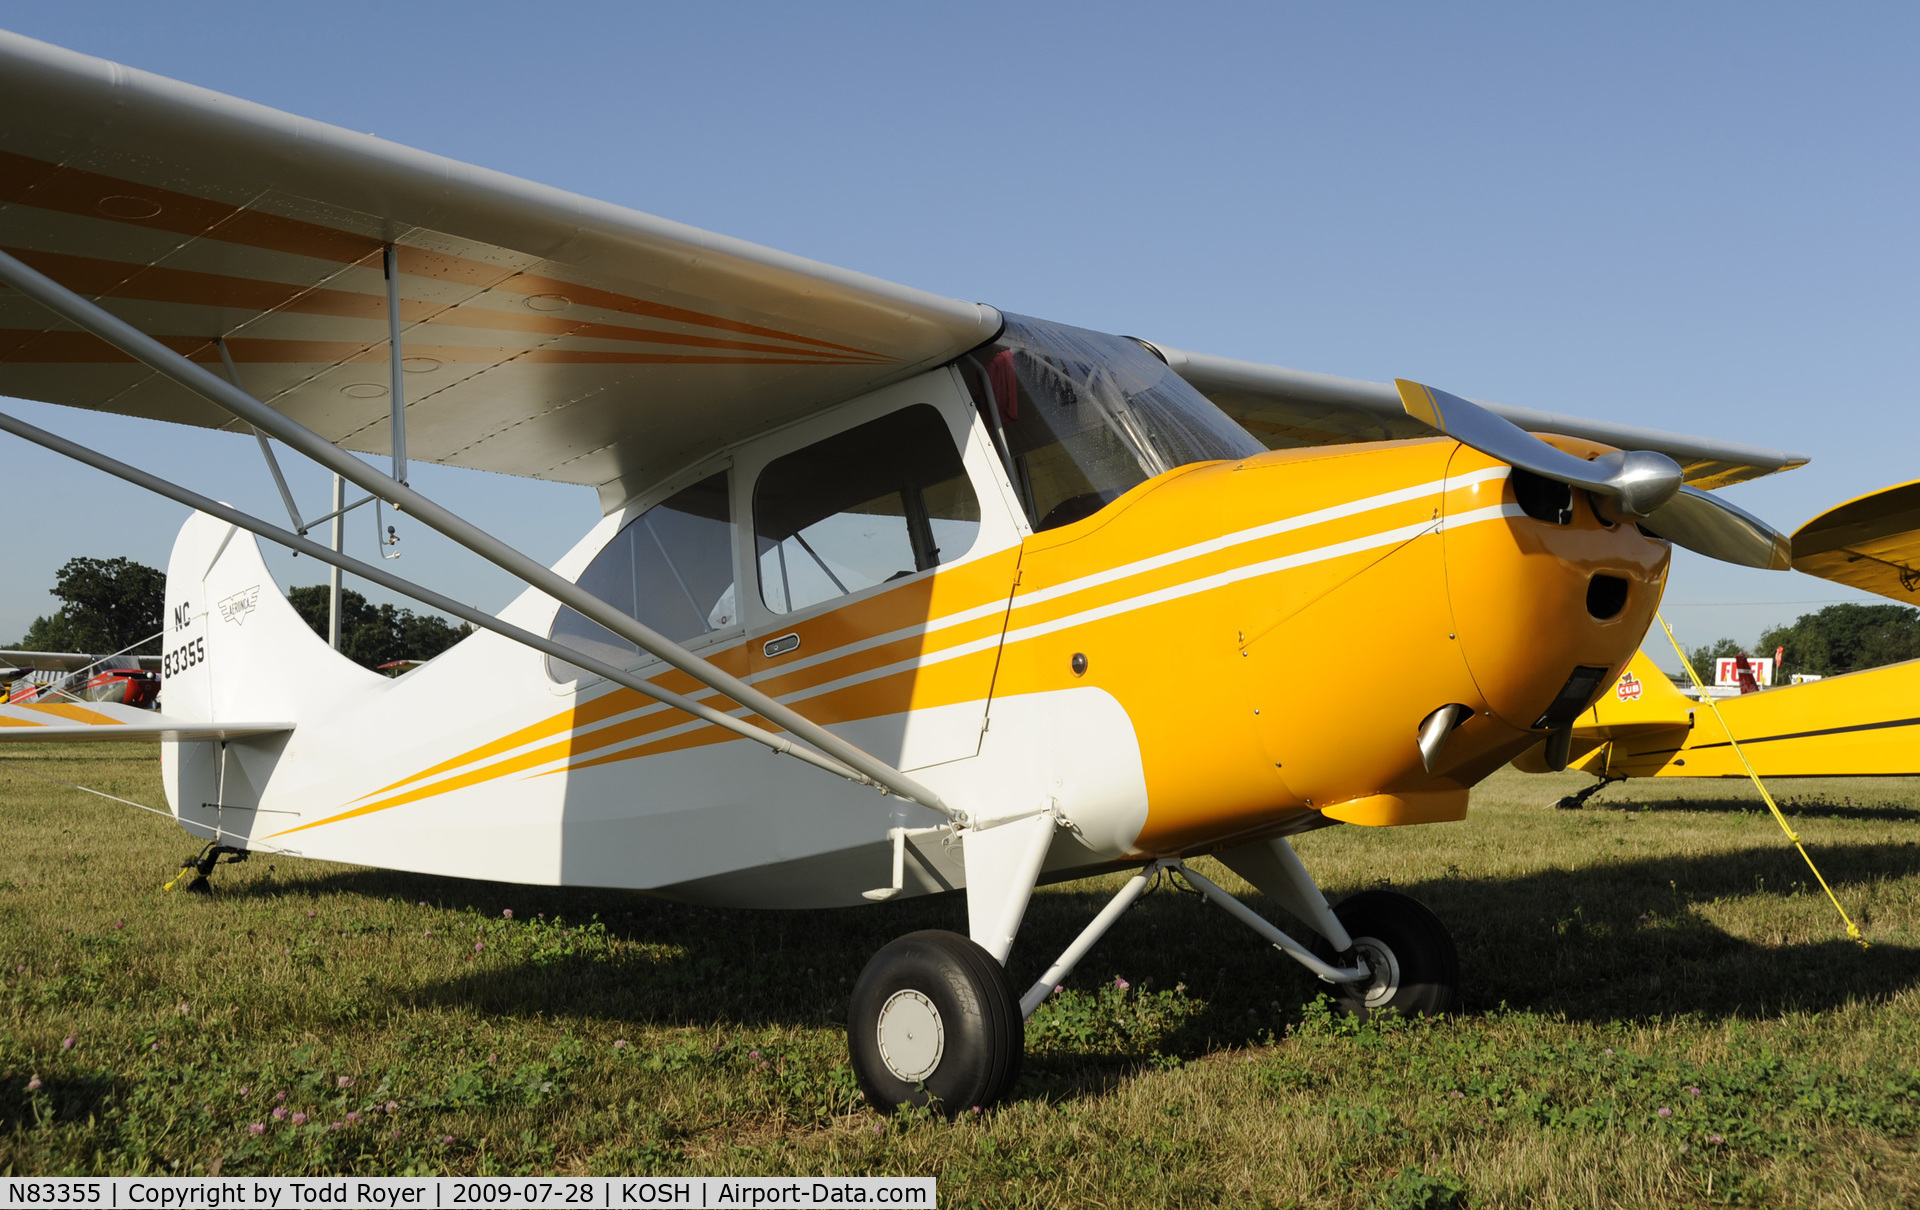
<box><xmin>1000</xmin><ymin>436</ymin><xmax>1670</xmax><ymax>855</ymax></box>
<box><xmin>1440</xmin><ymin>440</ymin><xmax>1669</xmax><ymax>740</ymax></box>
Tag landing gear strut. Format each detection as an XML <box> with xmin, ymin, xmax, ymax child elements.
<box><xmin>847</xmin><ymin>931</ymin><xmax>1022</xmax><ymax>1115</ymax></box>
<box><xmin>165</xmin><ymin>843</ymin><xmax>249</xmax><ymax>894</ymax></box>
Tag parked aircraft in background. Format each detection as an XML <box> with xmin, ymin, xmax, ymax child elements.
<box><xmin>2</xmin><ymin>650</ymin><xmax>160</xmax><ymax>706</ymax></box>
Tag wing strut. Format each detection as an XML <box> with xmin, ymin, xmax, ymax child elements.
<box><xmin>384</xmin><ymin>244</ymin><xmax>408</xmax><ymax>486</ymax></box>
<box><xmin>0</xmin><ymin>247</ymin><xmax>963</xmax><ymax>822</ymax></box>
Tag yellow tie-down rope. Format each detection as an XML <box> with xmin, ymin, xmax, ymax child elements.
<box><xmin>1656</xmin><ymin>613</ymin><xmax>1865</xmax><ymax>947</ymax></box>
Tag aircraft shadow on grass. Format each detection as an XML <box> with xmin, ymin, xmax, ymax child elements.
<box><xmin>1577</xmin><ymin>790</ymin><xmax>1920</xmax><ymax>824</ymax></box>
<box><xmin>217</xmin><ymin>839</ymin><xmax>1920</xmax><ymax>1059</ymax></box>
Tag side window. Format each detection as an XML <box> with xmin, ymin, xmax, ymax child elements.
<box><xmin>755</xmin><ymin>404</ymin><xmax>980</xmax><ymax>615</ymax></box>
<box><xmin>547</xmin><ymin>471</ymin><xmax>735</xmax><ymax>681</ymax></box>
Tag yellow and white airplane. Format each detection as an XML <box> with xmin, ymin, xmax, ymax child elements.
<box><xmin>0</xmin><ymin>32</ymin><xmax>1811</xmax><ymax>1111</ymax></box>
<box><xmin>1532</xmin><ymin>478</ymin><xmax>1920</xmax><ymax>790</ymax></box>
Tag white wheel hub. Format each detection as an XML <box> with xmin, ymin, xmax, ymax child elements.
<box><xmin>875</xmin><ymin>988</ymin><xmax>945</xmax><ymax>1082</ymax></box>
<box><xmin>1349</xmin><ymin>936</ymin><xmax>1402</xmax><ymax>1009</ymax></box>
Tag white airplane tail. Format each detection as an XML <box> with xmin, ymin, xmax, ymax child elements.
<box><xmin>161</xmin><ymin>512</ymin><xmax>379</xmax><ymax>837</ymax></box>
<box><xmin>161</xmin><ymin>511</ymin><xmax>381</xmax><ymax>726</ymax></box>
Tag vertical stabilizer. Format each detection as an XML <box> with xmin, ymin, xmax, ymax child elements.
<box><xmin>160</xmin><ymin>511</ymin><xmax>382</xmax><ymax>834</ymax></box>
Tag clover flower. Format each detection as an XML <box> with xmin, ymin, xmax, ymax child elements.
<box><xmin>291</xmin><ymin>1112</ymin><xmax>308</xmax><ymax>1125</ymax></box>
<box><xmin>248</xmin><ymin>1123</ymin><xmax>265</xmax><ymax>1136</ymax></box>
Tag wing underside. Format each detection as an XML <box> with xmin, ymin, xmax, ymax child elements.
<box><xmin>1790</xmin><ymin>479</ymin><xmax>1920</xmax><ymax>604</ymax></box>
<box><xmin>0</xmin><ymin>32</ymin><xmax>999</xmax><ymax>509</ymax></box>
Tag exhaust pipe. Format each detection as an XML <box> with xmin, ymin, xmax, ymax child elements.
<box><xmin>1417</xmin><ymin>704</ymin><xmax>1474</xmax><ymax>773</ymax></box>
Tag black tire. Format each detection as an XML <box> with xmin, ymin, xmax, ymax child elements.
<box><xmin>848</xmin><ymin>930</ymin><xmax>1023</xmax><ymax>1115</ymax></box>
<box><xmin>1308</xmin><ymin>889</ymin><xmax>1459</xmax><ymax>1018</ymax></box>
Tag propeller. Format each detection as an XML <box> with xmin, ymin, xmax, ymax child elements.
<box><xmin>1395</xmin><ymin>379</ymin><xmax>1791</xmax><ymax>569</ymax></box>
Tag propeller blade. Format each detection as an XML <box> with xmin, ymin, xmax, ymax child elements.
<box><xmin>1395</xmin><ymin>379</ymin><xmax>1684</xmax><ymax>518</ymax></box>
<box><xmin>1641</xmin><ymin>485</ymin><xmax>1793</xmax><ymax>570</ymax></box>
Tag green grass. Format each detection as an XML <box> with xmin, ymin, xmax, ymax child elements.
<box><xmin>1</xmin><ymin>744</ymin><xmax>1918</xmax><ymax>1206</ymax></box>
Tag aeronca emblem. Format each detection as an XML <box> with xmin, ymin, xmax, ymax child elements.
<box><xmin>1616</xmin><ymin>671</ymin><xmax>1642</xmax><ymax>701</ymax></box>
<box><xmin>217</xmin><ymin>586</ymin><xmax>261</xmax><ymax>626</ymax></box>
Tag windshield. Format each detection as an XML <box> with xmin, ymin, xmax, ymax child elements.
<box><xmin>955</xmin><ymin>313</ymin><xmax>1263</xmax><ymax>531</ymax></box>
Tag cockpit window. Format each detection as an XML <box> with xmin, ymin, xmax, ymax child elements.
<box><xmin>956</xmin><ymin>313</ymin><xmax>1263</xmax><ymax>531</ymax></box>
<box><xmin>755</xmin><ymin>405</ymin><xmax>980</xmax><ymax>614</ymax></box>
<box><xmin>547</xmin><ymin>471</ymin><xmax>735</xmax><ymax>681</ymax></box>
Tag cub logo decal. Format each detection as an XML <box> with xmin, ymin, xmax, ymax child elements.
<box><xmin>1615</xmin><ymin>671</ymin><xmax>1642</xmax><ymax>701</ymax></box>
<box><xmin>217</xmin><ymin>585</ymin><xmax>262</xmax><ymax>626</ymax></box>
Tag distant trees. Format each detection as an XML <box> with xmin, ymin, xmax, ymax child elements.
<box><xmin>286</xmin><ymin>586</ymin><xmax>470</xmax><ymax>671</ymax></box>
<box><xmin>13</xmin><ymin>556</ymin><xmax>165</xmax><ymax>655</ymax></box>
<box><xmin>1683</xmin><ymin>603</ymin><xmax>1920</xmax><ymax>682</ymax></box>
<box><xmin>1759</xmin><ymin>603</ymin><xmax>1920</xmax><ymax>677</ymax></box>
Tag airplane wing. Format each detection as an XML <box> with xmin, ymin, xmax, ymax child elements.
<box><xmin>0</xmin><ymin>700</ymin><xmax>290</xmax><ymax>742</ymax></box>
<box><xmin>0</xmin><ymin>30</ymin><xmax>1803</xmax><ymax>515</ymax></box>
<box><xmin>1790</xmin><ymin>478</ymin><xmax>1920</xmax><ymax>603</ymax></box>
<box><xmin>0</xmin><ymin>32</ymin><xmax>999</xmax><ymax>510</ymax></box>
<box><xmin>1141</xmin><ymin>344</ymin><xmax>1807</xmax><ymax>490</ymax></box>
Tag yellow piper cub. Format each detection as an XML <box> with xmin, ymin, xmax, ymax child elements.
<box><xmin>0</xmin><ymin>31</ymin><xmax>1808</xmax><ymax>1112</ymax></box>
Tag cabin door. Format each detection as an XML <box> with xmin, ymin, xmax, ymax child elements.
<box><xmin>740</xmin><ymin>377</ymin><xmax>1025</xmax><ymax>772</ymax></box>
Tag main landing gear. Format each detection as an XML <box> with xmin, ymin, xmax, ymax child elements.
<box><xmin>848</xmin><ymin>931</ymin><xmax>1023</xmax><ymax>1113</ymax></box>
<box><xmin>847</xmin><ymin>842</ymin><xmax>1460</xmax><ymax>1114</ymax></box>
<box><xmin>1308</xmin><ymin>889</ymin><xmax>1460</xmax><ymax>1018</ymax></box>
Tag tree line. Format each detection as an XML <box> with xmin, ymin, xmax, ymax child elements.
<box><xmin>1684</xmin><ymin>603</ymin><xmax>1920</xmax><ymax>684</ymax></box>
<box><xmin>13</xmin><ymin>556</ymin><xmax>467</xmax><ymax>671</ymax></box>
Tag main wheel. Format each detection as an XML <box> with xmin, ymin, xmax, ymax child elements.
<box><xmin>1309</xmin><ymin>889</ymin><xmax>1459</xmax><ymax>1018</ymax></box>
<box><xmin>848</xmin><ymin>930</ymin><xmax>1022</xmax><ymax>1115</ymax></box>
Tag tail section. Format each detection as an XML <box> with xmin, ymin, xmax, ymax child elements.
<box><xmin>162</xmin><ymin>511</ymin><xmax>380</xmax><ymax>724</ymax></box>
<box><xmin>161</xmin><ymin>512</ymin><xmax>381</xmax><ymax>834</ymax></box>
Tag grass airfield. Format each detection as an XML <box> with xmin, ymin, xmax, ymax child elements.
<box><xmin>0</xmin><ymin>744</ymin><xmax>1917</xmax><ymax>1206</ymax></box>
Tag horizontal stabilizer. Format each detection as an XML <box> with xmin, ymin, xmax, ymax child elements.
<box><xmin>0</xmin><ymin>701</ymin><xmax>291</xmax><ymax>743</ymax></box>
<box><xmin>1790</xmin><ymin>478</ymin><xmax>1920</xmax><ymax>603</ymax></box>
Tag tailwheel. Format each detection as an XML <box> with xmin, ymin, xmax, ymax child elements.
<box><xmin>848</xmin><ymin>930</ymin><xmax>1022</xmax><ymax>1115</ymax></box>
<box><xmin>1310</xmin><ymin>889</ymin><xmax>1459</xmax><ymax>1018</ymax></box>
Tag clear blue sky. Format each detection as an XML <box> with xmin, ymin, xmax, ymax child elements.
<box><xmin>2</xmin><ymin>2</ymin><xmax>1913</xmax><ymax>668</ymax></box>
